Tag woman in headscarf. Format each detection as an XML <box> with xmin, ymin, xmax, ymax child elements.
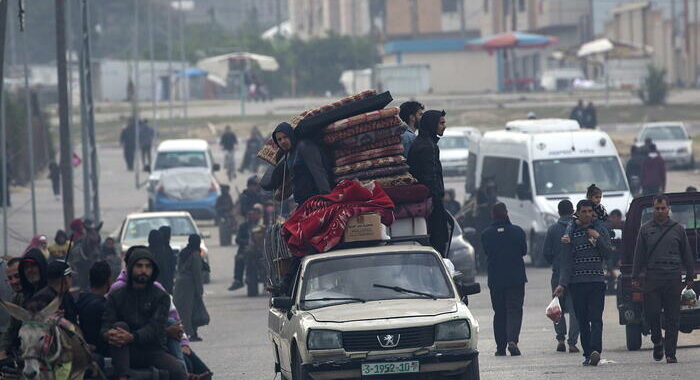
<box><xmin>48</xmin><ymin>230</ymin><xmax>70</xmax><ymax>261</ymax></box>
<box><xmin>407</xmin><ymin>110</ymin><xmax>453</xmax><ymax>256</ymax></box>
<box><xmin>173</xmin><ymin>234</ymin><xmax>208</xmax><ymax>341</ymax></box>
<box><xmin>158</xmin><ymin>226</ymin><xmax>177</xmax><ymax>294</ymax></box>
<box><xmin>25</xmin><ymin>234</ymin><xmax>50</xmax><ymax>260</ymax></box>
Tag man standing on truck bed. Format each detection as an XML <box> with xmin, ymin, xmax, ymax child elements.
<box><xmin>554</xmin><ymin>200</ymin><xmax>612</xmax><ymax>367</ymax></box>
<box><xmin>632</xmin><ymin>194</ymin><xmax>695</xmax><ymax>364</ymax></box>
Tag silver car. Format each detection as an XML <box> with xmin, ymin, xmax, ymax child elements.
<box><xmin>448</xmin><ymin>216</ymin><xmax>477</xmax><ymax>284</ymax></box>
<box><xmin>637</xmin><ymin>122</ymin><xmax>694</xmax><ymax>169</ymax></box>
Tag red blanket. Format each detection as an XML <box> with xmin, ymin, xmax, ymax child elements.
<box><xmin>282</xmin><ymin>180</ymin><xmax>395</xmax><ymax>256</ymax></box>
<box><xmin>384</xmin><ymin>184</ymin><xmax>431</xmax><ymax>204</ymax></box>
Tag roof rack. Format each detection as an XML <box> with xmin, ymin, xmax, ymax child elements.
<box><xmin>333</xmin><ymin>235</ymin><xmax>431</xmax><ymax>251</ymax></box>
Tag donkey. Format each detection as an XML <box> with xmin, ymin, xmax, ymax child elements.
<box><xmin>70</xmin><ymin>221</ymin><xmax>103</xmax><ymax>290</ymax></box>
<box><xmin>0</xmin><ymin>298</ymin><xmax>105</xmax><ymax>380</ymax></box>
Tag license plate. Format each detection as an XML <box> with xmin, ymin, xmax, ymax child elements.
<box><xmin>361</xmin><ymin>361</ymin><xmax>419</xmax><ymax>376</ymax></box>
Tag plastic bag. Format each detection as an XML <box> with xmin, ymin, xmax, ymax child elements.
<box><xmin>546</xmin><ymin>297</ymin><xmax>562</xmax><ymax>323</ymax></box>
<box><xmin>681</xmin><ymin>287</ymin><xmax>697</xmax><ymax>306</ymax></box>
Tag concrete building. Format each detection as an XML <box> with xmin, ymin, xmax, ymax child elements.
<box><xmin>380</xmin><ymin>0</ymin><xmax>481</xmax><ymax>39</ymax></box>
<box><xmin>189</xmin><ymin>0</ymin><xmax>288</xmax><ymax>33</ymax></box>
<box><xmin>289</xmin><ymin>0</ymin><xmax>371</xmax><ymax>39</ymax></box>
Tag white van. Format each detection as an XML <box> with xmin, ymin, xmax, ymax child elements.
<box><xmin>476</xmin><ymin>119</ymin><xmax>632</xmax><ymax>266</ymax></box>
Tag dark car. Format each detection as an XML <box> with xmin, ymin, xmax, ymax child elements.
<box><xmin>616</xmin><ymin>192</ymin><xmax>700</xmax><ymax>351</ymax></box>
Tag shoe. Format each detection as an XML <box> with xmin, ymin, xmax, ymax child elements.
<box><xmin>653</xmin><ymin>343</ymin><xmax>664</xmax><ymax>361</ymax></box>
<box><xmin>507</xmin><ymin>343</ymin><xmax>521</xmax><ymax>356</ymax></box>
<box><xmin>666</xmin><ymin>356</ymin><xmax>677</xmax><ymax>364</ymax></box>
<box><xmin>228</xmin><ymin>281</ymin><xmax>243</xmax><ymax>291</ymax></box>
<box><xmin>589</xmin><ymin>351</ymin><xmax>600</xmax><ymax>366</ymax></box>
<box><xmin>569</xmin><ymin>345</ymin><xmax>580</xmax><ymax>353</ymax></box>
<box><xmin>556</xmin><ymin>341</ymin><xmax>566</xmax><ymax>352</ymax></box>
<box><xmin>190</xmin><ymin>335</ymin><xmax>203</xmax><ymax>342</ymax></box>
<box><xmin>582</xmin><ymin>358</ymin><xmax>590</xmax><ymax>366</ymax></box>
<box><xmin>495</xmin><ymin>349</ymin><xmax>506</xmax><ymax>356</ymax></box>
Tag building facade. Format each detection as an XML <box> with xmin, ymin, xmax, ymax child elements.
<box><xmin>189</xmin><ymin>0</ymin><xmax>288</xmax><ymax>33</ymax></box>
<box><xmin>289</xmin><ymin>0</ymin><xmax>371</xmax><ymax>39</ymax></box>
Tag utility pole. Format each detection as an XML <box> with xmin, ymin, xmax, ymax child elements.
<box><xmin>672</xmin><ymin>0</ymin><xmax>678</xmax><ymax>84</ymax></box>
<box><xmin>276</xmin><ymin>0</ymin><xmax>282</xmax><ymax>38</ymax></box>
<box><xmin>133</xmin><ymin>0</ymin><xmax>141</xmax><ymax>188</ymax></box>
<box><xmin>178</xmin><ymin>0</ymin><xmax>188</xmax><ymax>121</ymax></box>
<box><xmin>695</xmin><ymin>0</ymin><xmax>699</xmax><ymax>85</ymax></box>
<box><xmin>81</xmin><ymin>0</ymin><xmax>99</xmax><ymax>222</ymax></box>
<box><xmin>148</xmin><ymin>0</ymin><xmax>157</xmax><ymax>141</ymax></box>
<box><xmin>167</xmin><ymin>1</ymin><xmax>173</xmax><ymax>120</ymax></box>
<box><xmin>686</xmin><ymin>0</ymin><xmax>690</xmax><ymax>84</ymax></box>
<box><xmin>79</xmin><ymin>34</ymin><xmax>91</xmax><ymax>220</ymax></box>
<box><xmin>459</xmin><ymin>0</ymin><xmax>466</xmax><ymax>41</ymax></box>
<box><xmin>510</xmin><ymin>0</ymin><xmax>518</xmax><ymax>92</ymax></box>
<box><xmin>56</xmin><ymin>0</ymin><xmax>75</xmax><ymax>230</ymax></box>
<box><xmin>19</xmin><ymin>0</ymin><xmax>37</xmax><ymax>235</ymax></box>
<box><xmin>0</xmin><ymin>0</ymin><xmax>10</xmax><ymax>255</ymax></box>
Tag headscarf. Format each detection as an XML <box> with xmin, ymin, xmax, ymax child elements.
<box><xmin>179</xmin><ymin>234</ymin><xmax>201</xmax><ymax>263</ymax></box>
<box><xmin>25</xmin><ymin>234</ymin><xmax>49</xmax><ymax>259</ymax></box>
<box><xmin>70</xmin><ymin>218</ymin><xmax>84</xmax><ymax>240</ymax></box>
<box><xmin>418</xmin><ymin>110</ymin><xmax>446</xmax><ymax>139</ymax></box>
<box><xmin>158</xmin><ymin>226</ymin><xmax>172</xmax><ymax>244</ymax></box>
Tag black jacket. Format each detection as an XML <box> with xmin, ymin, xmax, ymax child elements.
<box><xmin>101</xmin><ymin>247</ymin><xmax>170</xmax><ymax>350</ymax></box>
<box><xmin>239</xmin><ymin>190</ymin><xmax>262</xmax><ymax>217</ymax></box>
<box><xmin>408</xmin><ymin>111</ymin><xmax>445</xmax><ymax>200</ymax></box>
<box><xmin>481</xmin><ymin>220</ymin><xmax>528</xmax><ymax>288</ymax></box>
<box><xmin>31</xmin><ymin>286</ymin><xmax>78</xmax><ymax>325</ymax></box>
<box><xmin>76</xmin><ymin>292</ymin><xmax>108</xmax><ymax>355</ymax></box>
<box><xmin>157</xmin><ymin>226</ymin><xmax>176</xmax><ymax>294</ymax></box>
<box><xmin>19</xmin><ymin>248</ymin><xmax>48</xmax><ymax>304</ymax></box>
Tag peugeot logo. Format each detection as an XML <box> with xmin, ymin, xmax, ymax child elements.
<box><xmin>377</xmin><ymin>334</ymin><xmax>400</xmax><ymax>348</ymax></box>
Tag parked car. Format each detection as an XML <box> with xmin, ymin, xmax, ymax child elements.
<box><xmin>148</xmin><ymin>139</ymin><xmax>220</xmax><ymax>210</ymax></box>
<box><xmin>151</xmin><ymin>168</ymin><xmax>220</xmax><ymax>220</ymax></box>
<box><xmin>115</xmin><ymin>211</ymin><xmax>211</xmax><ymax>284</ymax></box>
<box><xmin>449</xmin><ymin>215</ymin><xmax>477</xmax><ymax>284</ymax></box>
<box><xmin>617</xmin><ymin>193</ymin><xmax>700</xmax><ymax>351</ymax></box>
<box><xmin>636</xmin><ymin>122</ymin><xmax>694</xmax><ymax>169</ymax></box>
<box><xmin>268</xmin><ymin>244</ymin><xmax>481</xmax><ymax>380</ymax></box>
<box><xmin>438</xmin><ymin>128</ymin><xmax>480</xmax><ymax>178</ymax></box>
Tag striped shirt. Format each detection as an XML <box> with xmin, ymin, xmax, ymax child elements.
<box><xmin>559</xmin><ymin>222</ymin><xmax>612</xmax><ymax>286</ymax></box>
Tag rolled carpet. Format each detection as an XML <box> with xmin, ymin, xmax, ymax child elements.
<box><xmin>334</xmin><ymin>124</ymin><xmax>404</xmax><ymax>149</ymax></box>
<box><xmin>360</xmin><ymin>173</ymin><xmax>418</xmax><ymax>188</ymax></box>
<box><xmin>334</xmin><ymin>136</ymin><xmax>402</xmax><ymax>160</ymax></box>
<box><xmin>333</xmin><ymin>155</ymin><xmax>406</xmax><ymax>176</ymax></box>
<box><xmin>323</xmin><ymin>115</ymin><xmax>401</xmax><ymax>146</ymax></box>
<box><xmin>335</xmin><ymin>164</ymin><xmax>409</xmax><ymax>183</ymax></box>
<box><xmin>324</xmin><ymin>107</ymin><xmax>400</xmax><ymax>134</ymax></box>
<box><xmin>334</xmin><ymin>143</ymin><xmax>404</xmax><ymax>167</ymax></box>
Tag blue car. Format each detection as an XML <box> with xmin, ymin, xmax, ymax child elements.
<box><xmin>151</xmin><ymin>168</ymin><xmax>220</xmax><ymax>220</ymax></box>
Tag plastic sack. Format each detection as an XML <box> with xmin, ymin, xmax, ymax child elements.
<box><xmin>681</xmin><ymin>287</ymin><xmax>697</xmax><ymax>306</ymax></box>
<box><xmin>546</xmin><ymin>297</ymin><xmax>562</xmax><ymax>323</ymax></box>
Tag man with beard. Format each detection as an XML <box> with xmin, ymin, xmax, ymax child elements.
<box><xmin>101</xmin><ymin>247</ymin><xmax>187</xmax><ymax>380</ymax></box>
<box><xmin>0</xmin><ymin>249</ymin><xmax>48</xmax><ymax>361</ymax></box>
<box><xmin>408</xmin><ymin>110</ymin><xmax>453</xmax><ymax>256</ymax></box>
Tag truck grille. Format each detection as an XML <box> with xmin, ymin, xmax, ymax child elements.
<box><xmin>342</xmin><ymin>326</ymin><xmax>435</xmax><ymax>351</ymax></box>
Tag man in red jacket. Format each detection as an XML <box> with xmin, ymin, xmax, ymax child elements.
<box><xmin>640</xmin><ymin>144</ymin><xmax>666</xmax><ymax>196</ymax></box>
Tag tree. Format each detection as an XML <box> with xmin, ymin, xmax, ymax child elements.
<box><xmin>638</xmin><ymin>65</ymin><xmax>668</xmax><ymax>106</ymax></box>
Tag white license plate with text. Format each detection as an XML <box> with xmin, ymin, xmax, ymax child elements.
<box><xmin>361</xmin><ymin>361</ymin><xmax>419</xmax><ymax>376</ymax></box>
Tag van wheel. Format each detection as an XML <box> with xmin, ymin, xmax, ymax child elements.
<box><xmin>291</xmin><ymin>348</ymin><xmax>310</xmax><ymax>380</ymax></box>
<box><xmin>626</xmin><ymin>324</ymin><xmax>642</xmax><ymax>351</ymax></box>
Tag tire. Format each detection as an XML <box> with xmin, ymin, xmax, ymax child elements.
<box><xmin>291</xmin><ymin>348</ymin><xmax>311</xmax><ymax>380</ymax></box>
<box><xmin>626</xmin><ymin>324</ymin><xmax>642</xmax><ymax>351</ymax></box>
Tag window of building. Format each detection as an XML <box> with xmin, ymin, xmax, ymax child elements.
<box><xmin>481</xmin><ymin>156</ymin><xmax>520</xmax><ymax>198</ymax></box>
<box><xmin>442</xmin><ymin>0</ymin><xmax>458</xmax><ymax>13</ymax></box>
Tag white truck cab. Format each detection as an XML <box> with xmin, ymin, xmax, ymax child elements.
<box><xmin>476</xmin><ymin>119</ymin><xmax>632</xmax><ymax>266</ymax></box>
<box><xmin>268</xmin><ymin>245</ymin><xmax>481</xmax><ymax>380</ymax></box>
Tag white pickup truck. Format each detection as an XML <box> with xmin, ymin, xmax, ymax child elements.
<box><xmin>268</xmin><ymin>244</ymin><xmax>481</xmax><ymax>380</ymax></box>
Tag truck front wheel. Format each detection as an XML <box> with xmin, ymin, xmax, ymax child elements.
<box><xmin>626</xmin><ymin>324</ymin><xmax>642</xmax><ymax>351</ymax></box>
<box><xmin>292</xmin><ymin>348</ymin><xmax>311</xmax><ymax>380</ymax></box>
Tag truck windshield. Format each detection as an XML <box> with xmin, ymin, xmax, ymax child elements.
<box><xmin>300</xmin><ymin>252</ymin><xmax>453</xmax><ymax>310</ymax></box>
<box><xmin>533</xmin><ymin>156</ymin><xmax>628</xmax><ymax>195</ymax></box>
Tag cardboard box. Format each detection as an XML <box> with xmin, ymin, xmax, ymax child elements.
<box><xmin>344</xmin><ymin>213</ymin><xmax>388</xmax><ymax>243</ymax></box>
<box><xmin>388</xmin><ymin>217</ymin><xmax>428</xmax><ymax>238</ymax></box>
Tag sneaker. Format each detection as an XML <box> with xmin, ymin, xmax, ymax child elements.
<box><xmin>653</xmin><ymin>343</ymin><xmax>664</xmax><ymax>361</ymax></box>
<box><xmin>228</xmin><ymin>281</ymin><xmax>243</xmax><ymax>291</ymax></box>
<box><xmin>569</xmin><ymin>345</ymin><xmax>580</xmax><ymax>353</ymax></box>
<box><xmin>507</xmin><ymin>343</ymin><xmax>521</xmax><ymax>356</ymax></box>
<box><xmin>495</xmin><ymin>349</ymin><xmax>506</xmax><ymax>356</ymax></box>
<box><xmin>666</xmin><ymin>356</ymin><xmax>678</xmax><ymax>364</ymax></box>
<box><xmin>582</xmin><ymin>358</ymin><xmax>590</xmax><ymax>366</ymax></box>
<box><xmin>589</xmin><ymin>351</ymin><xmax>600</xmax><ymax>366</ymax></box>
<box><xmin>556</xmin><ymin>341</ymin><xmax>566</xmax><ymax>352</ymax></box>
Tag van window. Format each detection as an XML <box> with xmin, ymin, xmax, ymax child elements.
<box><xmin>154</xmin><ymin>151</ymin><xmax>208</xmax><ymax>170</ymax></box>
<box><xmin>481</xmin><ymin>156</ymin><xmax>519</xmax><ymax>198</ymax></box>
<box><xmin>532</xmin><ymin>156</ymin><xmax>627</xmax><ymax>195</ymax></box>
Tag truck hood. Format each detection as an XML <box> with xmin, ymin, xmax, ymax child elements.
<box><xmin>307</xmin><ymin>298</ymin><xmax>458</xmax><ymax>323</ymax></box>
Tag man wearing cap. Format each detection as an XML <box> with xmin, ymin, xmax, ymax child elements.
<box><xmin>101</xmin><ymin>246</ymin><xmax>187</xmax><ymax>380</ymax></box>
<box><xmin>30</xmin><ymin>260</ymin><xmax>78</xmax><ymax>324</ymax></box>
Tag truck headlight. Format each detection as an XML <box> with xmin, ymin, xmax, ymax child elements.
<box><xmin>435</xmin><ymin>320</ymin><xmax>470</xmax><ymax>341</ymax></box>
<box><xmin>308</xmin><ymin>330</ymin><xmax>343</xmax><ymax>350</ymax></box>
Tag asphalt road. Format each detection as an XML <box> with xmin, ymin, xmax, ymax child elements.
<box><xmin>2</xmin><ymin>140</ymin><xmax>700</xmax><ymax>379</ymax></box>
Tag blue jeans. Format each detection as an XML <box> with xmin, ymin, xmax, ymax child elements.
<box><xmin>167</xmin><ymin>318</ymin><xmax>187</xmax><ymax>370</ymax></box>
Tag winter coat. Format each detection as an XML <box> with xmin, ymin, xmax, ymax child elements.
<box><xmin>101</xmin><ymin>248</ymin><xmax>171</xmax><ymax>350</ymax></box>
<box><xmin>158</xmin><ymin>226</ymin><xmax>177</xmax><ymax>293</ymax></box>
<box><xmin>173</xmin><ymin>235</ymin><xmax>208</xmax><ymax>337</ymax></box>
<box><xmin>18</xmin><ymin>248</ymin><xmax>48</xmax><ymax>303</ymax></box>
<box><xmin>641</xmin><ymin>153</ymin><xmax>666</xmax><ymax>188</ymax></box>
<box><xmin>626</xmin><ymin>154</ymin><xmax>644</xmax><ymax>178</ymax></box>
<box><xmin>481</xmin><ymin>219</ymin><xmax>528</xmax><ymax>288</ymax></box>
<box><xmin>76</xmin><ymin>292</ymin><xmax>108</xmax><ymax>355</ymax></box>
<box><xmin>543</xmin><ymin>216</ymin><xmax>574</xmax><ymax>285</ymax></box>
<box><xmin>239</xmin><ymin>189</ymin><xmax>263</xmax><ymax>217</ymax></box>
<box><xmin>407</xmin><ymin>112</ymin><xmax>445</xmax><ymax>200</ymax></box>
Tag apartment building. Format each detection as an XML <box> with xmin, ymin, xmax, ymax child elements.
<box><xmin>289</xmin><ymin>0</ymin><xmax>372</xmax><ymax>39</ymax></box>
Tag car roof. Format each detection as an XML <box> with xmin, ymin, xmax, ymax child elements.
<box><xmin>505</xmin><ymin>118</ymin><xmax>580</xmax><ymax>133</ymax></box>
<box><xmin>302</xmin><ymin>244</ymin><xmax>440</xmax><ymax>264</ymax></box>
<box><xmin>642</xmin><ymin>122</ymin><xmax>685</xmax><ymax>129</ymax></box>
<box><xmin>157</xmin><ymin>139</ymin><xmax>209</xmax><ymax>152</ymax></box>
<box><xmin>126</xmin><ymin>211</ymin><xmax>194</xmax><ymax>219</ymax></box>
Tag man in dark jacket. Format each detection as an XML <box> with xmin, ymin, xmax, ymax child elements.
<box><xmin>239</xmin><ymin>176</ymin><xmax>263</xmax><ymax>217</ymax></box>
<box><xmin>543</xmin><ymin>200</ymin><xmax>580</xmax><ymax>353</ymax></box>
<box><xmin>157</xmin><ymin>226</ymin><xmax>176</xmax><ymax>294</ymax></box>
<box><xmin>626</xmin><ymin>146</ymin><xmax>644</xmax><ymax>195</ymax></box>
<box><xmin>408</xmin><ymin>110</ymin><xmax>453</xmax><ymax>256</ymax></box>
<box><xmin>0</xmin><ymin>249</ymin><xmax>48</xmax><ymax>360</ymax></box>
<box><xmin>119</xmin><ymin>122</ymin><xmax>136</xmax><ymax>171</ymax></box>
<box><xmin>569</xmin><ymin>99</ymin><xmax>585</xmax><ymax>126</ymax></box>
<box><xmin>641</xmin><ymin>144</ymin><xmax>666</xmax><ymax>195</ymax></box>
<box><xmin>261</xmin><ymin>122</ymin><xmax>332</xmax><ymax>206</ymax></box>
<box><xmin>481</xmin><ymin>202</ymin><xmax>527</xmax><ymax>356</ymax></box>
<box><xmin>77</xmin><ymin>261</ymin><xmax>112</xmax><ymax>356</ymax></box>
<box><xmin>632</xmin><ymin>194</ymin><xmax>695</xmax><ymax>363</ymax></box>
<box><xmin>554</xmin><ymin>200</ymin><xmax>612</xmax><ymax>366</ymax></box>
<box><xmin>229</xmin><ymin>206</ymin><xmax>262</xmax><ymax>291</ymax></box>
<box><xmin>30</xmin><ymin>260</ymin><xmax>78</xmax><ymax>324</ymax></box>
<box><xmin>101</xmin><ymin>246</ymin><xmax>186</xmax><ymax>380</ymax></box>
<box><xmin>581</xmin><ymin>102</ymin><xmax>597</xmax><ymax>129</ymax></box>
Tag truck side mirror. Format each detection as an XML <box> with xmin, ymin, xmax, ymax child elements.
<box><xmin>516</xmin><ymin>183</ymin><xmax>532</xmax><ymax>201</ymax></box>
<box><xmin>271</xmin><ymin>297</ymin><xmax>293</xmax><ymax>311</ymax></box>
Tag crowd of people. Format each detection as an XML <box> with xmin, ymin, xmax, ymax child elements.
<box><xmin>0</xmin><ymin>219</ymin><xmax>212</xmax><ymax>379</ymax></box>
